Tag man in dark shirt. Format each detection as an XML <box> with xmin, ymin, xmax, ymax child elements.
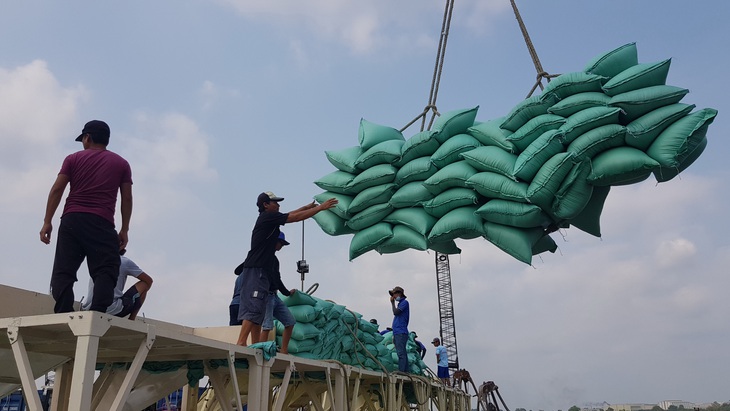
<box><xmin>411</xmin><ymin>332</ymin><xmax>427</xmax><ymax>359</ymax></box>
<box><xmin>236</xmin><ymin>191</ymin><xmax>336</xmax><ymax>346</ymax></box>
<box><xmin>40</xmin><ymin>120</ymin><xmax>133</xmax><ymax>313</ymax></box>
<box><xmin>258</xmin><ymin>232</ymin><xmax>297</xmax><ymax>353</ymax></box>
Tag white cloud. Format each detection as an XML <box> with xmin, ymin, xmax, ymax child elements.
<box><xmin>124</xmin><ymin>111</ymin><xmax>217</xmax><ymax>184</ymax></box>
<box><xmin>0</xmin><ymin>60</ymin><xmax>87</xmax><ymax>210</ymax></box>
<box><xmin>199</xmin><ymin>80</ymin><xmax>240</xmax><ymax>111</ymax></box>
<box><xmin>217</xmin><ymin>0</ymin><xmax>507</xmax><ymax>55</ymax></box>
<box><xmin>655</xmin><ymin>237</ymin><xmax>697</xmax><ymax>267</ymax></box>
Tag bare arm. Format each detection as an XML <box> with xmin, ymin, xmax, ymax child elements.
<box><xmin>286</xmin><ymin>198</ymin><xmax>338</xmax><ymax>223</ymax></box>
<box><xmin>39</xmin><ymin>174</ymin><xmax>70</xmax><ymax>244</ymax></box>
<box><xmin>134</xmin><ymin>272</ymin><xmax>153</xmax><ymax>293</ymax></box>
<box><xmin>118</xmin><ymin>182</ymin><xmax>133</xmax><ymax>250</ymax></box>
<box><xmin>130</xmin><ymin>272</ymin><xmax>152</xmax><ymax>320</ymax></box>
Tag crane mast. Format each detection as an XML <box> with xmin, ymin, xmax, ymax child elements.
<box><xmin>435</xmin><ymin>252</ymin><xmax>459</xmax><ymax>370</ymax></box>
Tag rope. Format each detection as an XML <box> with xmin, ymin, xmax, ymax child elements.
<box><xmin>510</xmin><ymin>0</ymin><xmax>560</xmax><ymax>97</ymax></box>
<box><xmin>401</xmin><ymin>0</ymin><xmax>455</xmax><ymax>134</ymax></box>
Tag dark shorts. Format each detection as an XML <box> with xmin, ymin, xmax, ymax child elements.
<box><xmin>262</xmin><ymin>294</ymin><xmax>296</xmax><ymax>330</ymax></box>
<box><xmin>115</xmin><ymin>285</ymin><xmax>142</xmax><ymax>318</ymax></box>
<box><xmin>238</xmin><ymin>267</ymin><xmax>270</xmax><ymax>324</ymax></box>
<box><xmin>438</xmin><ymin>366</ymin><xmax>450</xmax><ymax>378</ymax></box>
<box><xmin>229</xmin><ymin>304</ymin><xmax>242</xmax><ymax>326</ymax></box>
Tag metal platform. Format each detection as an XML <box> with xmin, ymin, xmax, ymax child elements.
<box><xmin>0</xmin><ymin>285</ymin><xmax>471</xmax><ymax>411</ymax></box>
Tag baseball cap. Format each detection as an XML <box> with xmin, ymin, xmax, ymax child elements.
<box><xmin>76</xmin><ymin>120</ymin><xmax>110</xmax><ymax>143</ymax></box>
<box><xmin>257</xmin><ymin>191</ymin><xmax>285</xmax><ymax>208</ymax></box>
<box><xmin>278</xmin><ymin>232</ymin><xmax>290</xmax><ymax>246</ymax></box>
<box><xmin>432</xmin><ymin>337</ymin><xmax>440</xmax><ymax>344</ymax></box>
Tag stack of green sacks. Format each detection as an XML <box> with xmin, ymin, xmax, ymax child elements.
<box><xmin>274</xmin><ymin>291</ymin><xmax>427</xmax><ymax>375</ymax></box>
<box><xmin>313</xmin><ymin>42</ymin><xmax>717</xmax><ymax>264</ymax></box>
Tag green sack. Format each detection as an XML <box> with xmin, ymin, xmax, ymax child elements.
<box><xmin>313</xmin><ymin>191</ymin><xmax>353</xmax><ymax>220</ymax></box>
<box><xmin>588</xmin><ymin>147</ymin><xmax>659</xmax><ymax>186</ymax></box>
<box><xmin>602</xmin><ymin>59</ymin><xmax>671</xmax><ymax>97</ymax></box>
<box><xmin>314</xmin><ymin>170</ymin><xmax>357</xmax><ymax>195</ymax></box>
<box><xmin>422</xmin><ymin>161</ymin><xmax>478</xmax><ymax>195</ymax></box>
<box><xmin>432</xmin><ymin>106</ymin><xmax>479</xmax><ymax>143</ymax></box>
<box><xmin>609</xmin><ymin>85</ymin><xmax>689</xmax><ymax>123</ymax></box>
<box><xmin>288</xmin><ymin>304</ymin><xmax>319</xmax><ymax>323</ymax></box>
<box><xmin>428</xmin><ymin>206</ymin><xmax>484</xmax><ymax>242</ymax></box>
<box><xmin>646</xmin><ymin>108</ymin><xmax>717</xmax><ymax>168</ymax></box>
<box><xmin>654</xmin><ymin>136</ymin><xmax>707</xmax><ymax>183</ymax></box>
<box><xmin>552</xmin><ymin>160</ymin><xmax>593</xmax><ymax>220</ymax></box>
<box><xmin>325</xmin><ymin>146</ymin><xmax>363</xmax><ymax>174</ymax></box>
<box><xmin>355</xmin><ymin>139</ymin><xmax>405</xmax><ymax>170</ymax></box>
<box><xmin>540</xmin><ymin>72</ymin><xmax>607</xmax><ymax>102</ymax></box>
<box><xmin>626</xmin><ymin>103</ymin><xmax>695</xmax><ymax>151</ymax></box>
<box><xmin>513</xmin><ymin>129</ymin><xmax>565</xmax><ymax>182</ymax></box>
<box><xmin>583</xmin><ymin>42</ymin><xmax>638</xmax><ymax>78</ymax></box>
<box><xmin>396</xmin><ymin>130</ymin><xmax>440</xmax><ymax>166</ymax></box>
<box><xmin>349</xmin><ymin>222</ymin><xmax>393</xmax><ymax>260</ymax></box>
<box><xmin>382</xmin><ymin>208</ymin><xmax>437</xmax><ymax>236</ymax></box>
<box><xmin>277</xmin><ymin>321</ymin><xmax>321</xmax><ymax>340</ymax></box>
<box><xmin>312</xmin><ymin>210</ymin><xmax>355</xmax><ymax>236</ymax></box>
<box><xmin>345</xmin><ymin>203</ymin><xmax>393</xmax><ymax>231</ymax></box>
<box><xmin>559</xmin><ymin>106</ymin><xmax>622</xmax><ymax>145</ymax></box>
<box><xmin>389</xmin><ymin>182</ymin><xmax>434</xmax><ymax>208</ymax></box>
<box><xmin>431</xmin><ymin>133</ymin><xmax>482</xmax><ymax>169</ymax></box>
<box><xmin>282</xmin><ymin>291</ymin><xmax>317</xmax><ymax>307</ymax></box>
<box><xmin>468</xmin><ymin>117</ymin><xmax>517</xmax><ymax>152</ymax></box>
<box><xmin>346</xmin><ymin>164</ymin><xmax>397</xmax><ymax>193</ymax></box>
<box><xmin>500</xmin><ymin>95</ymin><xmax>558</xmax><ymax>131</ymax></box>
<box><xmin>460</xmin><ymin>146</ymin><xmax>518</xmax><ymax>179</ymax></box>
<box><xmin>568</xmin><ymin>185</ymin><xmax>611</xmax><ymax>237</ymax></box>
<box><xmin>548</xmin><ymin>92</ymin><xmax>611</xmax><ymax>118</ymax></box>
<box><xmin>527</xmin><ymin>152</ymin><xmax>575</xmax><ymax>211</ymax></box>
<box><xmin>566</xmin><ymin>124</ymin><xmax>626</xmax><ymax>161</ymax></box>
<box><xmin>423</xmin><ymin>188</ymin><xmax>480</xmax><ymax>219</ymax></box>
<box><xmin>358</xmin><ymin>118</ymin><xmax>404</xmax><ymax>151</ymax></box>
<box><xmin>427</xmin><ymin>239</ymin><xmax>462</xmax><ymax>255</ymax></box>
<box><xmin>466</xmin><ymin>172</ymin><xmax>529</xmax><ymax>203</ymax></box>
<box><xmin>483</xmin><ymin>223</ymin><xmax>544</xmax><ymax>265</ymax></box>
<box><xmin>377</xmin><ymin>225</ymin><xmax>428</xmax><ymax>254</ymax></box>
<box><xmin>348</xmin><ymin>183</ymin><xmax>397</xmax><ymax>214</ymax></box>
<box><xmin>532</xmin><ymin>234</ymin><xmax>558</xmax><ymax>256</ymax></box>
<box><xmin>394</xmin><ymin>156</ymin><xmax>438</xmax><ymax>186</ymax></box>
<box><xmin>475</xmin><ymin>200</ymin><xmax>551</xmax><ymax>229</ymax></box>
<box><xmin>507</xmin><ymin>114</ymin><xmax>566</xmax><ymax>153</ymax></box>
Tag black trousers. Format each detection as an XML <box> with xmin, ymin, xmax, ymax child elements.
<box><xmin>50</xmin><ymin>212</ymin><xmax>120</xmax><ymax>313</ymax></box>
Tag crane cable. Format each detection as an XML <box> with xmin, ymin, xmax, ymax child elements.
<box><xmin>509</xmin><ymin>0</ymin><xmax>560</xmax><ymax>97</ymax></box>
<box><xmin>400</xmin><ymin>0</ymin><xmax>455</xmax><ymax>134</ymax></box>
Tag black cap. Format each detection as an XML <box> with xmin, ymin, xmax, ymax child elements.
<box><xmin>76</xmin><ymin>120</ymin><xmax>110</xmax><ymax>144</ymax></box>
<box><xmin>257</xmin><ymin>191</ymin><xmax>285</xmax><ymax>211</ymax></box>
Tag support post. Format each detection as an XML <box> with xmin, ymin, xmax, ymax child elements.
<box><xmin>181</xmin><ymin>383</ymin><xmax>199</xmax><ymax>411</ymax></box>
<box><xmin>227</xmin><ymin>350</ymin><xmax>244</xmax><ymax>411</ymax></box>
<box><xmin>50</xmin><ymin>361</ymin><xmax>73</xmax><ymax>411</ymax></box>
<box><xmin>66</xmin><ymin>313</ymin><xmax>111</xmax><ymax>411</ymax></box>
<box><xmin>273</xmin><ymin>361</ymin><xmax>294</xmax><ymax>411</ymax></box>
<box><xmin>7</xmin><ymin>327</ymin><xmax>44</xmax><ymax>411</ymax></box>
<box><xmin>108</xmin><ymin>327</ymin><xmax>156</xmax><ymax>411</ymax></box>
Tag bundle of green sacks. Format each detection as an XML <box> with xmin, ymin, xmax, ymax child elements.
<box><xmin>274</xmin><ymin>291</ymin><xmax>427</xmax><ymax>375</ymax></box>
<box><xmin>312</xmin><ymin>42</ymin><xmax>718</xmax><ymax>264</ymax></box>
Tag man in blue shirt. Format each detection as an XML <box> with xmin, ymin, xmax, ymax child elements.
<box><xmin>432</xmin><ymin>337</ymin><xmax>450</xmax><ymax>386</ymax></box>
<box><xmin>389</xmin><ymin>286</ymin><xmax>410</xmax><ymax>372</ymax></box>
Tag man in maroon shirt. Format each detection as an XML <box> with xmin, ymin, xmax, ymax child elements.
<box><xmin>40</xmin><ymin>120</ymin><xmax>133</xmax><ymax>314</ymax></box>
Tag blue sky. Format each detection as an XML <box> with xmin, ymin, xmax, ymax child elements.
<box><xmin>1</xmin><ymin>1</ymin><xmax>729</xmax><ymax>409</ymax></box>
